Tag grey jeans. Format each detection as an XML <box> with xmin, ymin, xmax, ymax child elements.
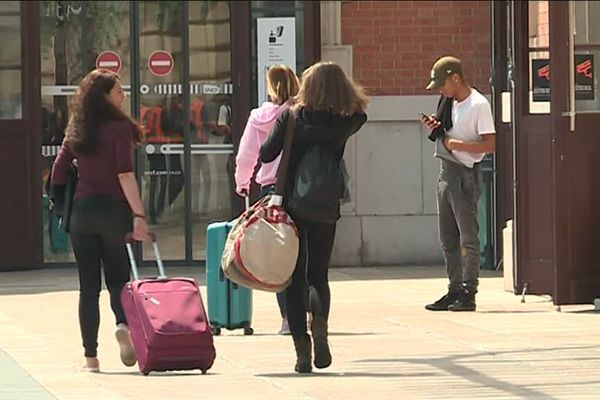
<box><xmin>437</xmin><ymin>160</ymin><xmax>482</xmax><ymax>292</ymax></box>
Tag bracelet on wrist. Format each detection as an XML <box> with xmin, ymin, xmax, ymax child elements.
<box><xmin>133</xmin><ymin>213</ymin><xmax>146</xmax><ymax>219</ymax></box>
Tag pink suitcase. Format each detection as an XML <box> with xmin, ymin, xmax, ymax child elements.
<box><xmin>121</xmin><ymin>236</ymin><xmax>216</xmax><ymax>375</ymax></box>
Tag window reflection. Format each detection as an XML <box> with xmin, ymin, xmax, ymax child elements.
<box><xmin>528</xmin><ymin>1</ymin><xmax>550</xmax><ymax>114</ymax></box>
<box><xmin>0</xmin><ymin>6</ymin><xmax>22</xmax><ymax>120</ymax></box>
<box><xmin>40</xmin><ymin>1</ymin><xmax>131</xmax><ymax>263</ymax></box>
<box><xmin>188</xmin><ymin>1</ymin><xmax>234</xmax><ymax>260</ymax></box>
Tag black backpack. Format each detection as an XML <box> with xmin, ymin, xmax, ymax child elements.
<box><xmin>286</xmin><ymin>144</ymin><xmax>345</xmax><ymax>223</ymax></box>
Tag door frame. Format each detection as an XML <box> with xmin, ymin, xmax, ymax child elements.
<box><xmin>495</xmin><ymin>0</ymin><xmax>559</xmax><ymax>296</ymax></box>
<box><xmin>0</xmin><ymin>1</ymin><xmax>42</xmax><ymax>271</ymax></box>
<box><xmin>549</xmin><ymin>0</ymin><xmax>569</xmax><ymax>305</ymax></box>
<box><xmin>515</xmin><ymin>0</ymin><xmax>556</xmax><ymax>297</ymax></box>
<box><xmin>491</xmin><ymin>0</ymin><xmax>511</xmax><ymax>270</ymax></box>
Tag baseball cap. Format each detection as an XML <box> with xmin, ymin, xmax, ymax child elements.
<box><xmin>426</xmin><ymin>56</ymin><xmax>463</xmax><ymax>90</ymax></box>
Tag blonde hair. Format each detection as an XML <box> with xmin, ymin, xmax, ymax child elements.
<box><xmin>294</xmin><ymin>61</ymin><xmax>369</xmax><ymax>116</ymax></box>
<box><xmin>266</xmin><ymin>65</ymin><xmax>300</xmax><ymax>105</ymax></box>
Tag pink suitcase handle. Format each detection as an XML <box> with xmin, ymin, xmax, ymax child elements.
<box><xmin>125</xmin><ymin>232</ymin><xmax>166</xmax><ymax>281</ymax></box>
<box><xmin>125</xmin><ymin>232</ymin><xmax>157</xmax><ymax>243</ymax></box>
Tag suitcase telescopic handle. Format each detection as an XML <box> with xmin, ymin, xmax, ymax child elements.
<box><xmin>125</xmin><ymin>232</ymin><xmax>166</xmax><ymax>280</ymax></box>
<box><xmin>245</xmin><ymin>196</ymin><xmax>250</xmax><ymax>211</ymax></box>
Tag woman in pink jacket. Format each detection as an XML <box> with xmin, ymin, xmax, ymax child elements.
<box><xmin>235</xmin><ymin>64</ymin><xmax>299</xmax><ymax>335</ymax></box>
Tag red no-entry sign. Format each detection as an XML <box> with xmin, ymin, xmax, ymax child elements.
<box><xmin>96</xmin><ymin>51</ymin><xmax>122</xmax><ymax>74</ymax></box>
<box><xmin>148</xmin><ymin>50</ymin><xmax>174</xmax><ymax>77</ymax></box>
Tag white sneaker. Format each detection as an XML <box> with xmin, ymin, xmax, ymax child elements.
<box><xmin>115</xmin><ymin>323</ymin><xmax>137</xmax><ymax>367</ymax></box>
<box><xmin>82</xmin><ymin>357</ymin><xmax>100</xmax><ymax>373</ymax></box>
<box><xmin>278</xmin><ymin>318</ymin><xmax>291</xmax><ymax>335</ymax></box>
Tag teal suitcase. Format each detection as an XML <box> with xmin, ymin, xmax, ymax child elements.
<box><xmin>206</xmin><ymin>221</ymin><xmax>253</xmax><ymax>336</ymax></box>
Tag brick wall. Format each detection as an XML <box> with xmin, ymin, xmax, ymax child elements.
<box><xmin>341</xmin><ymin>1</ymin><xmax>492</xmax><ymax>96</ymax></box>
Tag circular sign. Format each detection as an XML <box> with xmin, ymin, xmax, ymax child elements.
<box><xmin>148</xmin><ymin>50</ymin><xmax>174</xmax><ymax>77</ymax></box>
<box><xmin>95</xmin><ymin>51</ymin><xmax>122</xmax><ymax>74</ymax></box>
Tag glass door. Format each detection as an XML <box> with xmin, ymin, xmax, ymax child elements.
<box><xmin>40</xmin><ymin>1</ymin><xmax>132</xmax><ymax>264</ymax></box>
<box><xmin>40</xmin><ymin>1</ymin><xmax>236</xmax><ymax>265</ymax></box>
<box><xmin>136</xmin><ymin>1</ymin><xmax>235</xmax><ymax>262</ymax></box>
<box><xmin>187</xmin><ymin>1</ymin><xmax>234</xmax><ymax>261</ymax></box>
<box><xmin>137</xmin><ymin>1</ymin><xmax>187</xmax><ymax>261</ymax></box>
<box><xmin>38</xmin><ymin>1</ymin><xmax>315</xmax><ymax>265</ymax></box>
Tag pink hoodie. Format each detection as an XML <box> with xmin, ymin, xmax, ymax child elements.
<box><xmin>235</xmin><ymin>101</ymin><xmax>292</xmax><ymax>194</ymax></box>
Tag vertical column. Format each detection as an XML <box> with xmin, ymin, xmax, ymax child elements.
<box><xmin>182</xmin><ymin>0</ymin><xmax>192</xmax><ymax>263</ymax></box>
<box><xmin>320</xmin><ymin>1</ymin><xmax>352</xmax><ymax>77</ymax></box>
<box><xmin>320</xmin><ymin>1</ymin><xmax>341</xmax><ymax>46</ymax></box>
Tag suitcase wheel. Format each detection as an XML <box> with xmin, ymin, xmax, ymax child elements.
<box><xmin>201</xmin><ymin>368</ymin><xmax>208</xmax><ymax>375</ymax></box>
<box><xmin>243</xmin><ymin>327</ymin><xmax>254</xmax><ymax>336</ymax></box>
<box><xmin>142</xmin><ymin>371</ymin><xmax>150</xmax><ymax>376</ymax></box>
<box><xmin>211</xmin><ymin>326</ymin><xmax>221</xmax><ymax>336</ymax></box>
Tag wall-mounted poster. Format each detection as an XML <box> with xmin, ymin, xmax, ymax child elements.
<box><xmin>531</xmin><ymin>55</ymin><xmax>594</xmax><ymax>102</ymax></box>
<box><xmin>575</xmin><ymin>54</ymin><xmax>594</xmax><ymax>101</ymax></box>
<box><xmin>257</xmin><ymin>17</ymin><xmax>296</xmax><ymax>105</ymax></box>
<box><xmin>532</xmin><ymin>59</ymin><xmax>551</xmax><ymax>102</ymax></box>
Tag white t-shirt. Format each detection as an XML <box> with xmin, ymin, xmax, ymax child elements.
<box><xmin>217</xmin><ymin>104</ymin><xmax>231</xmax><ymax>127</ymax></box>
<box><xmin>446</xmin><ymin>89</ymin><xmax>496</xmax><ymax>168</ymax></box>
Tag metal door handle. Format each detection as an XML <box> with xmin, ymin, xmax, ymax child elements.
<box><xmin>567</xmin><ymin>1</ymin><xmax>576</xmax><ymax>132</ymax></box>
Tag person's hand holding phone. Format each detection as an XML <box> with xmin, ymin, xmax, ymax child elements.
<box><xmin>419</xmin><ymin>113</ymin><xmax>441</xmax><ymax>130</ymax></box>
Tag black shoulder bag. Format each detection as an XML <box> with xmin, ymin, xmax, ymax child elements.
<box><xmin>50</xmin><ymin>162</ymin><xmax>78</xmax><ymax>233</ymax></box>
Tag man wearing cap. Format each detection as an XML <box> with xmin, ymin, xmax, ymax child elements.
<box><xmin>421</xmin><ymin>56</ymin><xmax>496</xmax><ymax>312</ymax></box>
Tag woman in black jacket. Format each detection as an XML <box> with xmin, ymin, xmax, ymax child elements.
<box><xmin>260</xmin><ymin>61</ymin><xmax>368</xmax><ymax>373</ymax></box>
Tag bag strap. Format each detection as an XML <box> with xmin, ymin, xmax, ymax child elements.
<box><xmin>274</xmin><ymin>110</ymin><xmax>295</xmax><ymax>195</ymax></box>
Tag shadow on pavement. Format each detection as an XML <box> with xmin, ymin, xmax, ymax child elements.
<box><xmin>256</xmin><ymin>371</ymin><xmax>441</xmax><ymax>378</ymax></box>
<box><xmin>353</xmin><ymin>345</ymin><xmax>600</xmax><ymax>400</ymax></box>
<box><xmin>476</xmin><ymin>310</ymin><xmax>551</xmax><ymax>314</ymax></box>
<box><xmin>328</xmin><ymin>332</ymin><xmax>380</xmax><ymax>336</ymax></box>
<box><xmin>97</xmin><ymin>370</ymin><xmax>219</xmax><ymax>377</ymax></box>
<box><xmin>566</xmin><ymin>309</ymin><xmax>600</xmax><ymax>314</ymax></box>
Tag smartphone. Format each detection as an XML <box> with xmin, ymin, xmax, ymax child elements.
<box><xmin>418</xmin><ymin>113</ymin><xmax>432</xmax><ymax>122</ymax></box>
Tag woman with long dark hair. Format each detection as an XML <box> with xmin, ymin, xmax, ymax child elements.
<box><xmin>260</xmin><ymin>62</ymin><xmax>368</xmax><ymax>373</ymax></box>
<box><xmin>51</xmin><ymin>69</ymin><xmax>149</xmax><ymax>372</ymax></box>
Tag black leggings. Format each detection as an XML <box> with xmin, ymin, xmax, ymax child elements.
<box><xmin>260</xmin><ymin>185</ymin><xmax>310</xmax><ymax>319</ymax></box>
<box><xmin>285</xmin><ymin>219</ymin><xmax>336</xmax><ymax>341</ymax></box>
<box><xmin>69</xmin><ymin>196</ymin><xmax>132</xmax><ymax>358</ymax></box>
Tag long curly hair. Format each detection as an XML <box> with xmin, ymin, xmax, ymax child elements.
<box><xmin>65</xmin><ymin>69</ymin><xmax>142</xmax><ymax>154</ymax></box>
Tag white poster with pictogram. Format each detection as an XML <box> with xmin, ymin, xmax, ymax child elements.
<box><xmin>257</xmin><ymin>17</ymin><xmax>296</xmax><ymax>105</ymax></box>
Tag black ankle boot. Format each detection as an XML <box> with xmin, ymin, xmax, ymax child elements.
<box><xmin>293</xmin><ymin>335</ymin><xmax>312</xmax><ymax>373</ymax></box>
<box><xmin>310</xmin><ymin>316</ymin><xmax>332</xmax><ymax>369</ymax></box>
<box><xmin>448</xmin><ymin>287</ymin><xmax>477</xmax><ymax>312</ymax></box>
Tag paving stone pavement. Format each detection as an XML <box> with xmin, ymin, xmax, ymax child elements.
<box><xmin>0</xmin><ymin>266</ymin><xmax>599</xmax><ymax>400</ymax></box>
